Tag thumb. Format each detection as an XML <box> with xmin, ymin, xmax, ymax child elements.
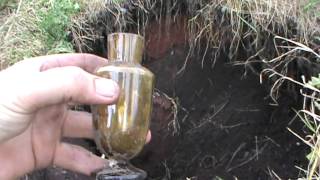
<box><xmin>15</xmin><ymin>66</ymin><xmax>119</xmax><ymax>112</ymax></box>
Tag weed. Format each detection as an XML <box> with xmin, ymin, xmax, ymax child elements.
<box><xmin>38</xmin><ymin>0</ymin><xmax>80</xmax><ymax>52</ymax></box>
<box><xmin>0</xmin><ymin>0</ymin><xmax>83</xmax><ymax>68</ymax></box>
<box><xmin>304</xmin><ymin>0</ymin><xmax>320</xmax><ymax>17</ymax></box>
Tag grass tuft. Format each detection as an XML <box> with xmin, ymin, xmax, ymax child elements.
<box><xmin>38</xmin><ymin>0</ymin><xmax>80</xmax><ymax>52</ymax></box>
<box><xmin>0</xmin><ymin>0</ymin><xmax>82</xmax><ymax>69</ymax></box>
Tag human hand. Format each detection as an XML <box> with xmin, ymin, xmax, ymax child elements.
<box><xmin>0</xmin><ymin>54</ymin><xmax>122</xmax><ymax>179</ymax></box>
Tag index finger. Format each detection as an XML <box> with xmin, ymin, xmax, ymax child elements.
<box><xmin>39</xmin><ymin>53</ymin><xmax>108</xmax><ymax>73</ymax></box>
<box><xmin>11</xmin><ymin>53</ymin><xmax>108</xmax><ymax>73</ymax></box>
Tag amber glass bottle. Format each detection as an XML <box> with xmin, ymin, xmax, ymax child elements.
<box><xmin>92</xmin><ymin>33</ymin><xmax>154</xmax><ymax>160</ymax></box>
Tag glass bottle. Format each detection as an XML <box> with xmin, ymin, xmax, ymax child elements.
<box><xmin>91</xmin><ymin>33</ymin><xmax>154</xmax><ymax>180</ymax></box>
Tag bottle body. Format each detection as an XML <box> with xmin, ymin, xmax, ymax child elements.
<box><xmin>92</xmin><ymin>61</ymin><xmax>154</xmax><ymax>159</ymax></box>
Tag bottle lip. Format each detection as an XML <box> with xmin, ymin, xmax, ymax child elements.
<box><xmin>107</xmin><ymin>32</ymin><xmax>144</xmax><ymax>64</ymax></box>
<box><xmin>108</xmin><ymin>32</ymin><xmax>144</xmax><ymax>41</ymax></box>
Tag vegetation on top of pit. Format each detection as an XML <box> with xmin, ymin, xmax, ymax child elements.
<box><xmin>0</xmin><ymin>0</ymin><xmax>319</xmax><ymax>68</ymax></box>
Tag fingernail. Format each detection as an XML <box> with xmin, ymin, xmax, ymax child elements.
<box><xmin>95</xmin><ymin>78</ymin><xmax>118</xmax><ymax>97</ymax></box>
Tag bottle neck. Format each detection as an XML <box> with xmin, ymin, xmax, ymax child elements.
<box><xmin>107</xmin><ymin>33</ymin><xmax>144</xmax><ymax>64</ymax></box>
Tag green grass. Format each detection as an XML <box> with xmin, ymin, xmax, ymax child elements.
<box><xmin>38</xmin><ymin>0</ymin><xmax>80</xmax><ymax>53</ymax></box>
<box><xmin>0</xmin><ymin>0</ymin><xmax>82</xmax><ymax>67</ymax></box>
<box><xmin>0</xmin><ymin>0</ymin><xmax>14</xmax><ymax>9</ymax></box>
<box><xmin>308</xmin><ymin>74</ymin><xmax>320</xmax><ymax>89</ymax></box>
<box><xmin>304</xmin><ymin>0</ymin><xmax>320</xmax><ymax>17</ymax></box>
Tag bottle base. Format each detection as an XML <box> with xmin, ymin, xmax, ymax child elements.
<box><xmin>96</xmin><ymin>159</ymin><xmax>147</xmax><ymax>180</ymax></box>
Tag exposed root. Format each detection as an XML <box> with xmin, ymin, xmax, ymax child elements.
<box><xmin>154</xmin><ymin>89</ymin><xmax>179</xmax><ymax>135</ymax></box>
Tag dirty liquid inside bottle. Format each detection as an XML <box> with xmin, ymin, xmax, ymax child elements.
<box><xmin>91</xmin><ymin>33</ymin><xmax>154</xmax><ymax>180</ymax></box>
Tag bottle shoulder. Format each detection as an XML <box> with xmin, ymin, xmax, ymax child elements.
<box><xmin>97</xmin><ymin>62</ymin><xmax>154</xmax><ymax>77</ymax></box>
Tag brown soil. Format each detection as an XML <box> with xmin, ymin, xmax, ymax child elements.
<box><xmin>135</xmin><ymin>44</ymin><xmax>308</xmax><ymax>180</ymax></box>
